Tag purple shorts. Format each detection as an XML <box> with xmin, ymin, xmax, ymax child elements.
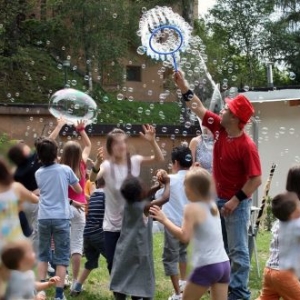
<box><xmin>189</xmin><ymin>261</ymin><xmax>230</xmax><ymax>287</ymax></box>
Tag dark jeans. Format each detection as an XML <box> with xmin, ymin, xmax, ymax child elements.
<box><xmin>104</xmin><ymin>231</ymin><xmax>121</xmax><ymax>274</ymax></box>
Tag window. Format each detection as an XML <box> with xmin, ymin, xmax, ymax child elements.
<box><xmin>126</xmin><ymin>66</ymin><xmax>142</xmax><ymax>82</ymax></box>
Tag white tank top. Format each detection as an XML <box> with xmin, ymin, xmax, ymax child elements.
<box><xmin>102</xmin><ymin>155</ymin><xmax>142</xmax><ymax>231</ymax></box>
<box><xmin>191</xmin><ymin>201</ymin><xmax>229</xmax><ymax>268</ymax></box>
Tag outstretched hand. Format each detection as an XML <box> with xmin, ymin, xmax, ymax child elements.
<box><xmin>96</xmin><ymin>147</ymin><xmax>105</xmax><ymax>163</ymax></box>
<box><xmin>139</xmin><ymin>124</ymin><xmax>156</xmax><ymax>143</ymax></box>
<box><xmin>75</xmin><ymin>119</ymin><xmax>87</xmax><ymax>131</ymax></box>
<box><xmin>56</xmin><ymin>116</ymin><xmax>67</xmax><ymax>128</ymax></box>
<box><xmin>48</xmin><ymin>276</ymin><xmax>61</xmax><ymax>286</ymax></box>
<box><xmin>149</xmin><ymin>205</ymin><xmax>167</xmax><ymax>223</ymax></box>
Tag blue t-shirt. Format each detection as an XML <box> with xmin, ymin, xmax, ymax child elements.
<box><xmin>84</xmin><ymin>189</ymin><xmax>105</xmax><ymax>237</ymax></box>
<box><xmin>35</xmin><ymin>164</ymin><xmax>79</xmax><ymax>220</ymax></box>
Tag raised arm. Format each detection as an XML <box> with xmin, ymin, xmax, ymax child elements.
<box><xmin>151</xmin><ymin>169</ymin><xmax>170</xmax><ymax>207</ymax></box>
<box><xmin>48</xmin><ymin>117</ymin><xmax>67</xmax><ymax>140</ymax></box>
<box><xmin>151</xmin><ymin>181</ymin><xmax>170</xmax><ymax>207</ymax></box>
<box><xmin>139</xmin><ymin>124</ymin><xmax>164</xmax><ymax>164</ymax></box>
<box><xmin>89</xmin><ymin>147</ymin><xmax>105</xmax><ymax>182</ymax></box>
<box><xmin>75</xmin><ymin>120</ymin><xmax>92</xmax><ymax>164</ymax></box>
<box><xmin>189</xmin><ymin>136</ymin><xmax>199</xmax><ymax>163</ymax></box>
<box><xmin>174</xmin><ymin>71</ymin><xmax>207</xmax><ymax>120</ymax></box>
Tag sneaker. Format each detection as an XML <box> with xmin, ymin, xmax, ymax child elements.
<box><xmin>168</xmin><ymin>294</ymin><xmax>182</xmax><ymax>300</ymax></box>
<box><xmin>47</xmin><ymin>262</ymin><xmax>55</xmax><ymax>273</ymax></box>
<box><xmin>70</xmin><ymin>288</ymin><xmax>82</xmax><ymax>297</ymax></box>
<box><xmin>179</xmin><ymin>280</ymin><xmax>186</xmax><ymax>293</ymax></box>
<box><xmin>64</xmin><ymin>275</ymin><xmax>71</xmax><ymax>289</ymax></box>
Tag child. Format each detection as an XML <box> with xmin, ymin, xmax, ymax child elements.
<box><xmin>159</xmin><ymin>145</ymin><xmax>193</xmax><ymax>300</ymax></box>
<box><xmin>0</xmin><ymin>157</ymin><xmax>39</xmax><ymax>298</ymax></box>
<box><xmin>150</xmin><ymin>167</ymin><xmax>230</xmax><ymax>300</ymax></box>
<box><xmin>110</xmin><ymin>174</ymin><xmax>170</xmax><ymax>300</ymax></box>
<box><xmin>268</xmin><ymin>192</ymin><xmax>300</xmax><ymax>295</ymax></box>
<box><xmin>256</xmin><ymin>165</ymin><xmax>300</xmax><ymax>300</ymax></box>
<box><xmin>71</xmin><ymin>178</ymin><xmax>107</xmax><ymax>296</ymax></box>
<box><xmin>7</xmin><ymin>118</ymin><xmax>67</xmax><ymax>253</ymax></box>
<box><xmin>2</xmin><ymin>240</ymin><xmax>60</xmax><ymax>300</ymax></box>
<box><xmin>60</xmin><ymin>120</ymin><xmax>92</xmax><ymax>289</ymax></box>
<box><xmin>35</xmin><ymin>138</ymin><xmax>82</xmax><ymax>300</ymax></box>
<box><xmin>90</xmin><ymin>125</ymin><xmax>164</xmax><ymax>274</ymax></box>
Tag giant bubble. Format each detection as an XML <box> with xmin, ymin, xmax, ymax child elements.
<box><xmin>49</xmin><ymin>88</ymin><xmax>98</xmax><ymax>125</ymax></box>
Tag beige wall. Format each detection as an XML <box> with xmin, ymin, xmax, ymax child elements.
<box><xmin>0</xmin><ymin>107</ymin><xmax>192</xmax><ymax>183</ymax></box>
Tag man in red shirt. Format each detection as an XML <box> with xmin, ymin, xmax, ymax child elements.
<box><xmin>174</xmin><ymin>71</ymin><xmax>262</xmax><ymax>300</ymax></box>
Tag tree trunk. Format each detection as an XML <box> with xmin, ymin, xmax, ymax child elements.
<box><xmin>40</xmin><ymin>0</ymin><xmax>47</xmax><ymax>21</ymax></box>
<box><xmin>182</xmin><ymin>0</ymin><xmax>195</xmax><ymax>26</ymax></box>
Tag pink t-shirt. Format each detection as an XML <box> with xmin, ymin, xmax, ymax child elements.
<box><xmin>68</xmin><ymin>160</ymin><xmax>87</xmax><ymax>204</ymax></box>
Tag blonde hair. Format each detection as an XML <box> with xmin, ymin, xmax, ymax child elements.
<box><xmin>60</xmin><ymin>141</ymin><xmax>83</xmax><ymax>178</ymax></box>
<box><xmin>184</xmin><ymin>167</ymin><xmax>218</xmax><ymax>216</ymax></box>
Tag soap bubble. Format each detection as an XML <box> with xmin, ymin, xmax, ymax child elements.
<box><xmin>117</xmin><ymin>93</ymin><xmax>124</xmax><ymax>101</ymax></box>
<box><xmin>289</xmin><ymin>72</ymin><xmax>296</xmax><ymax>80</ymax></box>
<box><xmin>279</xmin><ymin>127</ymin><xmax>286</xmax><ymax>134</ymax></box>
<box><xmin>137</xmin><ymin>46</ymin><xmax>147</xmax><ymax>55</ymax></box>
<box><xmin>244</xmin><ymin>85</ymin><xmax>249</xmax><ymax>92</ymax></box>
<box><xmin>162</xmin><ymin>127</ymin><xmax>167</xmax><ymax>133</ymax></box>
<box><xmin>289</xmin><ymin>128</ymin><xmax>295</xmax><ymax>135</ymax></box>
<box><xmin>261</xmin><ymin>127</ymin><xmax>268</xmax><ymax>135</ymax></box>
<box><xmin>49</xmin><ymin>88</ymin><xmax>98</xmax><ymax>125</ymax></box>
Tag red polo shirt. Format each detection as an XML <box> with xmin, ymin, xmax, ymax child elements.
<box><xmin>202</xmin><ymin>110</ymin><xmax>261</xmax><ymax>200</ymax></box>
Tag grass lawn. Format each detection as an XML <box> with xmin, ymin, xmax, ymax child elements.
<box><xmin>46</xmin><ymin>230</ymin><xmax>271</xmax><ymax>300</ymax></box>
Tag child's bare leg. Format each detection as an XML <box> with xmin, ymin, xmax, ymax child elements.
<box><xmin>37</xmin><ymin>261</ymin><xmax>48</xmax><ymax>281</ymax></box>
<box><xmin>210</xmin><ymin>283</ymin><xmax>228</xmax><ymax>300</ymax></box>
<box><xmin>55</xmin><ymin>265</ymin><xmax>66</xmax><ymax>288</ymax></box>
<box><xmin>179</xmin><ymin>262</ymin><xmax>187</xmax><ymax>280</ymax></box>
<box><xmin>77</xmin><ymin>268</ymin><xmax>91</xmax><ymax>285</ymax></box>
<box><xmin>182</xmin><ymin>282</ymin><xmax>208</xmax><ymax>300</ymax></box>
<box><xmin>170</xmin><ymin>274</ymin><xmax>181</xmax><ymax>294</ymax></box>
<box><xmin>71</xmin><ymin>253</ymin><xmax>81</xmax><ymax>281</ymax></box>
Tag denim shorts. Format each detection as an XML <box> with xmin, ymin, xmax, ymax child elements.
<box><xmin>84</xmin><ymin>232</ymin><xmax>106</xmax><ymax>270</ymax></box>
<box><xmin>38</xmin><ymin>219</ymin><xmax>70</xmax><ymax>266</ymax></box>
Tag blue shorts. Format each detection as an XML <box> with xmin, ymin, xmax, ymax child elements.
<box><xmin>38</xmin><ymin>219</ymin><xmax>70</xmax><ymax>266</ymax></box>
<box><xmin>189</xmin><ymin>261</ymin><xmax>230</xmax><ymax>287</ymax></box>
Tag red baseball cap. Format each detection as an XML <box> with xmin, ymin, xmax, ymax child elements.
<box><xmin>225</xmin><ymin>94</ymin><xmax>254</xmax><ymax>124</ymax></box>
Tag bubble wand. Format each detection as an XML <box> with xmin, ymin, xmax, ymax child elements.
<box><xmin>139</xmin><ymin>6</ymin><xmax>192</xmax><ymax>71</ymax></box>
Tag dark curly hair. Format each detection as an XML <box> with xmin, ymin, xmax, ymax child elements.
<box><xmin>120</xmin><ymin>176</ymin><xmax>145</xmax><ymax>204</ymax></box>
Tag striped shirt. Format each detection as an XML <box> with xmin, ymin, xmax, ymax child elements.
<box><xmin>266</xmin><ymin>220</ymin><xmax>279</xmax><ymax>270</ymax></box>
<box><xmin>84</xmin><ymin>189</ymin><xmax>105</xmax><ymax>237</ymax></box>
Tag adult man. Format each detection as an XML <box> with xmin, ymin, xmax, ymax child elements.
<box><xmin>174</xmin><ymin>71</ymin><xmax>262</xmax><ymax>300</ymax></box>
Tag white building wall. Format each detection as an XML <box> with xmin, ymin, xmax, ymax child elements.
<box><xmin>247</xmin><ymin>101</ymin><xmax>300</xmax><ymax>204</ymax></box>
